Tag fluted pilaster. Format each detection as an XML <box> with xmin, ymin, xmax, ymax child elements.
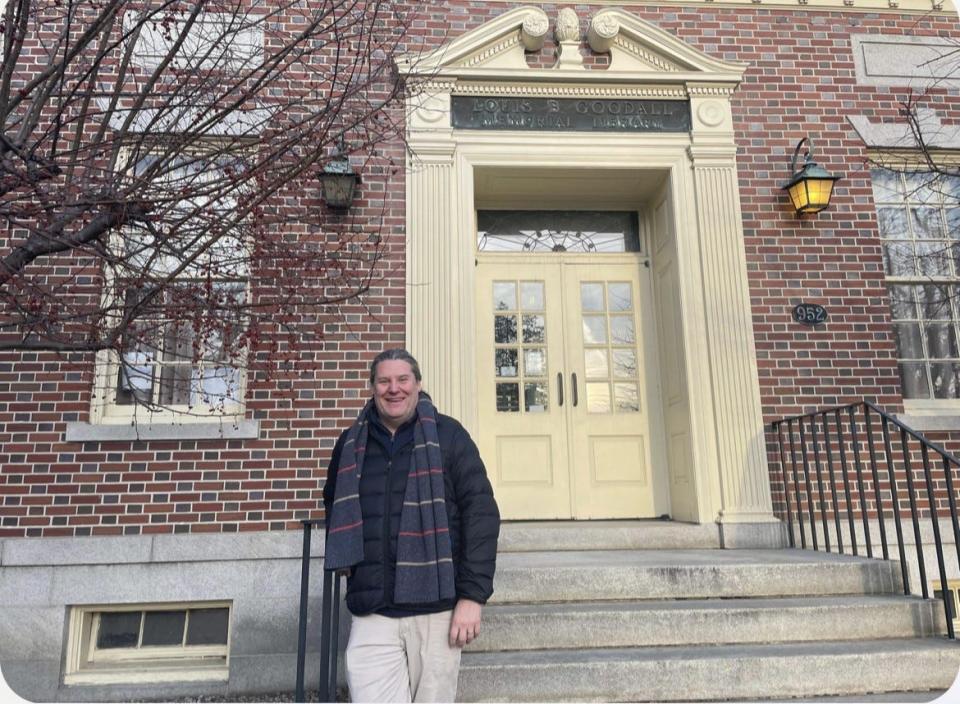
<box><xmin>406</xmin><ymin>143</ymin><xmax>460</xmax><ymax>418</ymax></box>
<box><xmin>688</xmin><ymin>145</ymin><xmax>774</xmax><ymax>522</ymax></box>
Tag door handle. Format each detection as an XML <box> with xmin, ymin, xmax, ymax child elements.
<box><xmin>557</xmin><ymin>372</ymin><xmax>564</xmax><ymax>407</ymax></box>
<box><xmin>571</xmin><ymin>373</ymin><xmax>578</xmax><ymax>407</ymax></box>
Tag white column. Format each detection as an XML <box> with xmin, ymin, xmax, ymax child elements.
<box><xmin>405</xmin><ymin>83</ymin><xmax>464</xmax><ymax>419</ymax></box>
<box><xmin>687</xmin><ymin>86</ymin><xmax>778</xmax><ymax>534</ymax></box>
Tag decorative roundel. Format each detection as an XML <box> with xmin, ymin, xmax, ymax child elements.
<box><xmin>697</xmin><ymin>101</ymin><xmax>725</xmax><ymax>128</ymax></box>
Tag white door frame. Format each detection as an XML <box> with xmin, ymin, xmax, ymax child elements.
<box><xmin>399</xmin><ymin>7</ymin><xmax>780</xmax><ymax>537</ymax></box>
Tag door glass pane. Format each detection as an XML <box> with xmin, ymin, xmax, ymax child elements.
<box><xmin>185</xmin><ymin>608</ymin><xmax>229</xmax><ymax>646</ymax></box>
<box><xmin>586</xmin><ymin>382</ymin><xmax>611</xmax><ymax>413</ymax></box>
<box><xmin>610</xmin><ymin>316</ymin><xmax>636</xmax><ymax>345</ymax></box>
<box><xmin>523</xmin><ymin>315</ymin><xmax>545</xmax><ymax>343</ymax></box>
<box><xmin>612</xmin><ymin>349</ymin><xmax>637</xmax><ymax>378</ymax></box>
<box><xmin>495</xmin><ymin>315</ymin><xmax>517</xmax><ymax>344</ymax></box>
<box><xmin>608</xmin><ymin>283</ymin><xmax>632</xmax><ymax>312</ymax></box>
<box><xmin>493</xmin><ymin>282</ymin><xmax>516</xmax><ymax>310</ymax></box>
<box><xmin>581</xmin><ymin>283</ymin><xmax>604</xmax><ymax>312</ymax></box>
<box><xmin>496</xmin><ymin>349</ymin><xmax>518</xmax><ymax>377</ymax></box>
<box><xmin>524</xmin><ymin>348</ymin><xmax>546</xmax><ymax>376</ymax></box>
<box><xmin>520</xmin><ymin>282</ymin><xmax>545</xmax><ymax>311</ymax></box>
<box><xmin>142</xmin><ymin>610</ymin><xmax>186</xmax><ymax>646</ymax></box>
<box><xmin>584</xmin><ymin>349</ymin><xmax>608</xmax><ymax>378</ymax></box>
<box><xmin>524</xmin><ymin>382</ymin><xmax>548</xmax><ymax>412</ymax></box>
<box><xmin>614</xmin><ymin>383</ymin><xmax>640</xmax><ymax>413</ymax></box>
<box><xmin>97</xmin><ymin>612</ymin><xmax>141</xmax><ymax>649</ymax></box>
<box><xmin>582</xmin><ymin>316</ymin><xmax>607</xmax><ymax>344</ymax></box>
<box><xmin>496</xmin><ymin>383</ymin><xmax>520</xmax><ymax>412</ymax></box>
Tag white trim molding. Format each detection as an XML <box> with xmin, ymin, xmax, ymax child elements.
<box><xmin>398</xmin><ymin>7</ymin><xmax>774</xmax><ymax>528</ymax></box>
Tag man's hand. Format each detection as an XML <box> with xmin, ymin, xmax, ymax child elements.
<box><xmin>449</xmin><ymin>598</ymin><xmax>482</xmax><ymax>647</ymax></box>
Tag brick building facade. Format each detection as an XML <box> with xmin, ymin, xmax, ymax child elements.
<box><xmin>3</xmin><ymin>0</ymin><xmax>960</xmax><ymax>700</ymax></box>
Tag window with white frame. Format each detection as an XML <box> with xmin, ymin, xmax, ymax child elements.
<box><xmin>64</xmin><ymin>602</ymin><xmax>231</xmax><ymax>685</ymax></box>
<box><xmin>874</xmin><ymin>167</ymin><xmax>960</xmax><ymax>402</ymax></box>
<box><xmin>96</xmin><ymin>150</ymin><xmax>250</xmax><ymax>423</ymax></box>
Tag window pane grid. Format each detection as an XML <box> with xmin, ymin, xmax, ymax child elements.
<box><xmin>581</xmin><ymin>281</ymin><xmax>639</xmax><ymax>414</ymax></box>
<box><xmin>114</xmin><ymin>152</ymin><xmax>249</xmax><ymax>413</ymax></box>
<box><xmin>493</xmin><ymin>280</ymin><xmax>548</xmax><ymax>413</ymax></box>
<box><xmin>93</xmin><ymin>607</ymin><xmax>228</xmax><ymax>656</ymax></box>
<box><xmin>876</xmin><ymin>168</ymin><xmax>960</xmax><ymax>400</ymax></box>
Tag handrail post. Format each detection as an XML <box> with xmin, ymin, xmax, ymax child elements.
<box><xmin>899</xmin><ymin>427</ymin><xmax>928</xmax><ymax>599</ymax></box>
<box><xmin>942</xmin><ymin>455</ymin><xmax>960</xmax><ymax>580</ymax></box>
<box><xmin>327</xmin><ymin>573</ymin><xmax>343</xmax><ymax>700</ymax></box>
<box><xmin>848</xmin><ymin>406</ymin><xmax>873</xmax><ymax>558</ymax></box>
<box><xmin>295</xmin><ymin>521</ymin><xmax>313</xmax><ymax>703</ymax></box>
<box><xmin>864</xmin><ymin>407</ymin><xmax>890</xmax><ymax>561</ymax></box>
<box><xmin>788</xmin><ymin>420</ymin><xmax>807</xmax><ymax>549</ymax></box>
<box><xmin>799</xmin><ymin>419</ymin><xmax>819</xmax><ymax>550</ymax></box>
<box><xmin>319</xmin><ymin>568</ymin><xmax>335</xmax><ymax>702</ymax></box>
<box><xmin>775</xmin><ymin>422</ymin><xmax>796</xmax><ymax>548</ymax></box>
<box><xmin>809</xmin><ymin>414</ymin><xmax>831</xmax><ymax>551</ymax></box>
<box><xmin>835</xmin><ymin>409</ymin><xmax>858</xmax><ymax>556</ymax></box>
<box><xmin>919</xmin><ymin>445</ymin><xmax>954</xmax><ymax>639</ymax></box>
<box><xmin>822</xmin><ymin>413</ymin><xmax>844</xmax><ymax>553</ymax></box>
<box><xmin>880</xmin><ymin>417</ymin><xmax>909</xmax><ymax>594</ymax></box>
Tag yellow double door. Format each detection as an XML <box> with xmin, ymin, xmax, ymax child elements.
<box><xmin>476</xmin><ymin>257</ymin><xmax>656</xmax><ymax>519</ymax></box>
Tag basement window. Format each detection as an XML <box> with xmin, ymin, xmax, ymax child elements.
<box><xmin>64</xmin><ymin>602</ymin><xmax>231</xmax><ymax>685</ymax></box>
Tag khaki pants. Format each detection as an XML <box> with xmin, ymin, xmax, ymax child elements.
<box><xmin>345</xmin><ymin>610</ymin><xmax>462</xmax><ymax>703</ymax></box>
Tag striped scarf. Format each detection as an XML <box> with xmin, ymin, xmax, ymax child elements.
<box><xmin>325</xmin><ymin>394</ymin><xmax>456</xmax><ymax>604</ymax></box>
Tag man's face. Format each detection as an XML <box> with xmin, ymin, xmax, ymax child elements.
<box><xmin>372</xmin><ymin>359</ymin><xmax>422</xmax><ymax>431</ymax></box>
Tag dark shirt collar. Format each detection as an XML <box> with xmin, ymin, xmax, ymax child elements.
<box><xmin>368</xmin><ymin>404</ymin><xmax>418</xmax><ymax>440</ymax></box>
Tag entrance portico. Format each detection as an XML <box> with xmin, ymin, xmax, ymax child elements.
<box><xmin>398</xmin><ymin>6</ymin><xmax>780</xmax><ymax>543</ymax></box>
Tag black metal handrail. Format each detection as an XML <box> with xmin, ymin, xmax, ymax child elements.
<box><xmin>771</xmin><ymin>400</ymin><xmax>960</xmax><ymax>640</ymax></box>
<box><xmin>295</xmin><ymin>519</ymin><xmax>343</xmax><ymax>703</ymax></box>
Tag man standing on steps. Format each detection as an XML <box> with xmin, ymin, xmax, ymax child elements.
<box><xmin>323</xmin><ymin>348</ymin><xmax>501</xmax><ymax>703</ymax></box>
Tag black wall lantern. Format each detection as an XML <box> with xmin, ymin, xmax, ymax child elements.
<box><xmin>318</xmin><ymin>141</ymin><xmax>360</xmax><ymax>210</ymax></box>
<box><xmin>782</xmin><ymin>137</ymin><xmax>841</xmax><ymax>215</ymax></box>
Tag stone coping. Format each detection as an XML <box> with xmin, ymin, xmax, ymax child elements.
<box><xmin>65</xmin><ymin>419</ymin><xmax>259</xmax><ymax>442</ymax></box>
<box><xmin>0</xmin><ymin>529</ymin><xmax>326</xmax><ymax>567</ymax></box>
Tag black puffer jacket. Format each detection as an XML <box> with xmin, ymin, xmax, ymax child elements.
<box><xmin>322</xmin><ymin>408</ymin><xmax>500</xmax><ymax>617</ymax></box>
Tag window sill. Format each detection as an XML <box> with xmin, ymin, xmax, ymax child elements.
<box><xmin>64</xmin><ymin>662</ymin><xmax>228</xmax><ymax>686</ymax></box>
<box><xmin>65</xmin><ymin>420</ymin><xmax>259</xmax><ymax>442</ymax></box>
<box><xmin>895</xmin><ymin>414</ymin><xmax>960</xmax><ymax>432</ymax></box>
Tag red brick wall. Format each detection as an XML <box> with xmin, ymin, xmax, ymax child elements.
<box><xmin>3</xmin><ymin>2</ymin><xmax>960</xmax><ymax>536</ymax></box>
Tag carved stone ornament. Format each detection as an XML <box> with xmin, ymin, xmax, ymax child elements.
<box><xmin>696</xmin><ymin>100</ymin><xmax>726</xmax><ymax>128</ymax></box>
<box><xmin>555</xmin><ymin>8</ymin><xmax>580</xmax><ymax>43</ymax></box>
<box><xmin>587</xmin><ymin>12</ymin><xmax>620</xmax><ymax>54</ymax></box>
<box><xmin>521</xmin><ymin>10</ymin><xmax>549</xmax><ymax>51</ymax></box>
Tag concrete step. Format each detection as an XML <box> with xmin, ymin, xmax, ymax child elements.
<box><xmin>498</xmin><ymin>520</ymin><xmax>720</xmax><ymax>552</ymax></box>
<box><xmin>457</xmin><ymin>638</ymin><xmax>960</xmax><ymax>702</ymax></box>
<box><xmin>492</xmin><ymin>549</ymin><xmax>904</xmax><ymax>603</ymax></box>
<box><xmin>470</xmin><ymin>595</ymin><xmax>946</xmax><ymax>652</ymax></box>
